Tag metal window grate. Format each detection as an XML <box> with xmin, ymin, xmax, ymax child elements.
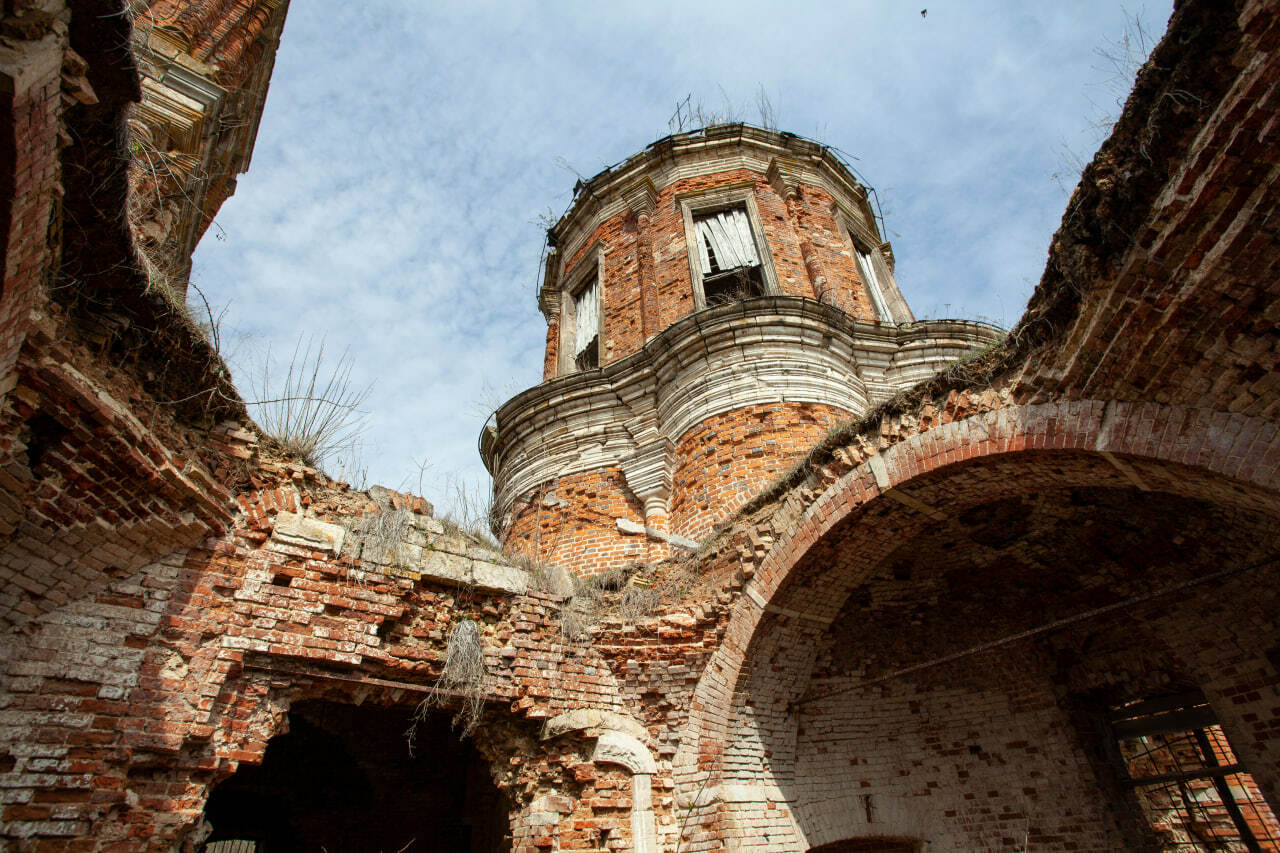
<box><xmin>203</xmin><ymin>841</ymin><xmax>259</xmax><ymax>853</ymax></box>
<box><xmin>1110</xmin><ymin>693</ymin><xmax>1280</xmax><ymax>852</ymax></box>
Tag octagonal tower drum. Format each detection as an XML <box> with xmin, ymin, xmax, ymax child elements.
<box><xmin>481</xmin><ymin>125</ymin><xmax>1002</xmax><ymax>576</ymax></box>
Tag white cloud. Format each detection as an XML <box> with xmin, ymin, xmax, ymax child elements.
<box><xmin>191</xmin><ymin>0</ymin><xmax>1174</xmax><ymax>511</ymax></box>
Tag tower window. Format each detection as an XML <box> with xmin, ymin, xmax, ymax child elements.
<box><xmin>837</xmin><ymin>207</ymin><xmax>910</xmax><ymax>324</ymax></box>
<box><xmin>680</xmin><ymin>188</ymin><xmax>778</xmax><ymax>310</ymax></box>
<box><xmin>694</xmin><ymin>207</ymin><xmax>766</xmax><ymax>305</ymax></box>
<box><xmin>572</xmin><ymin>271</ymin><xmax>600</xmax><ymax>371</ymax></box>
<box><xmin>854</xmin><ymin>245</ymin><xmax>892</xmax><ymax>321</ymax></box>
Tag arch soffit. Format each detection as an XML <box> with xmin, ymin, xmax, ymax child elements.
<box><xmin>684</xmin><ymin>398</ymin><xmax>1280</xmax><ymax>746</ymax></box>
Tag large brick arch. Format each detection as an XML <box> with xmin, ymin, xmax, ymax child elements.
<box><xmin>675</xmin><ymin>398</ymin><xmax>1280</xmax><ymax>847</ymax></box>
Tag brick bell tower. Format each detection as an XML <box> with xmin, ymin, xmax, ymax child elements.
<box><xmin>481</xmin><ymin>125</ymin><xmax>1002</xmax><ymax>576</ymax></box>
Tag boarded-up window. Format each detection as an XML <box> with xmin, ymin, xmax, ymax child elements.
<box><xmin>696</xmin><ymin>208</ymin><xmax>759</xmax><ymax>274</ymax></box>
<box><xmin>573</xmin><ymin>271</ymin><xmax>599</xmax><ymax>371</ymax></box>
<box><xmin>694</xmin><ymin>208</ymin><xmax>765</xmax><ymax>305</ymax></box>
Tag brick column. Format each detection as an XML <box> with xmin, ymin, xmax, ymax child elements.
<box><xmin>624</xmin><ymin>179</ymin><xmax>660</xmax><ymax>341</ymax></box>
<box><xmin>767</xmin><ymin>157</ymin><xmax>830</xmax><ymax>302</ymax></box>
<box><xmin>0</xmin><ymin>9</ymin><xmax>70</xmax><ymax>392</ymax></box>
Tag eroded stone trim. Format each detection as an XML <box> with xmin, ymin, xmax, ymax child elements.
<box><xmin>483</xmin><ymin>297</ymin><xmax>1000</xmax><ymax>526</ymax></box>
<box><xmin>543</xmin><ymin>710</ymin><xmax>659</xmax><ymax>853</ymax></box>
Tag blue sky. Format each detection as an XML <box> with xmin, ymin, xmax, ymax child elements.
<box><xmin>191</xmin><ymin>1</ymin><xmax>1173</xmax><ymax>514</ymax></box>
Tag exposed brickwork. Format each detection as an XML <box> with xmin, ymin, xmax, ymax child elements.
<box><xmin>549</xmin><ymin>168</ymin><xmax>882</xmax><ymax>376</ymax></box>
<box><xmin>0</xmin><ymin>5</ymin><xmax>71</xmax><ymax>402</ymax></box>
<box><xmin>4</xmin><ymin>0</ymin><xmax>1280</xmax><ymax>850</ymax></box>
<box><xmin>499</xmin><ymin>402</ymin><xmax>852</xmax><ymax>574</ymax></box>
<box><xmin>678</xmin><ymin>392</ymin><xmax>1280</xmax><ymax>849</ymax></box>
<box><xmin>503</xmin><ymin>468</ymin><xmax>649</xmax><ymax>576</ymax></box>
<box><xmin>126</xmin><ymin>0</ymin><xmax>289</xmax><ymax>298</ymax></box>
<box><xmin>0</xmin><ymin>463</ymin><xmax>634</xmax><ymax>847</ymax></box>
<box><xmin>0</xmin><ymin>451</ymin><xmax>743</xmax><ymax>848</ymax></box>
<box><xmin>669</xmin><ymin>401</ymin><xmax>849</xmax><ymax>540</ymax></box>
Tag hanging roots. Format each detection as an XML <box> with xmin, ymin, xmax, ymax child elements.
<box><xmin>411</xmin><ymin>619</ymin><xmax>487</xmax><ymax>744</ymax></box>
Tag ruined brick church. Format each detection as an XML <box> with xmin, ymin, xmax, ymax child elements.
<box><xmin>2</xmin><ymin>0</ymin><xmax>1279</xmax><ymax>850</ymax></box>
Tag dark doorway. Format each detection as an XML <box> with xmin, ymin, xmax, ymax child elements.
<box><xmin>807</xmin><ymin>839</ymin><xmax>920</xmax><ymax>853</ymax></box>
<box><xmin>202</xmin><ymin>700</ymin><xmax>509</xmax><ymax>853</ymax></box>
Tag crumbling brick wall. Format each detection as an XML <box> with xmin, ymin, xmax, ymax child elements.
<box><xmin>5</xmin><ymin>0</ymin><xmax>1280</xmax><ymax>850</ymax></box>
<box><xmin>0</xmin><ymin>445</ymin><xmax>749</xmax><ymax>849</ymax></box>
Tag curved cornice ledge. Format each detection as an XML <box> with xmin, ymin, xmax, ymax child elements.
<box><xmin>482</xmin><ymin>297</ymin><xmax>1002</xmax><ymax>522</ymax></box>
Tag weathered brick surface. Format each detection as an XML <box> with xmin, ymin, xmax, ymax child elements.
<box><xmin>5</xmin><ymin>0</ymin><xmax>1280</xmax><ymax>850</ymax></box>
<box><xmin>669</xmin><ymin>401</ymin><xmax>848</xmax><ymax>540</ymax></box>
<box><xmin>503</xmin><ymin>467</ymin><xmax>650</xmax><ymax>575</ymax></box>
<box><xmin>547</xmin><ymin>167</ymin><xmax>883</xmax><ymax>379</ymax></box>
<box><xmin>0</xmin><ymin>21</ymin><xmax>63</xmax><ymax>386</ymax></box>
<box><xmin>125</xmin><ymin>0</ymin><xmax>289</xmax><ymax>298</ymax></box>
<box><xmin>0</xmin><ymin>463</ymin><xmax>647</xmax><ymax>848</ymax></box>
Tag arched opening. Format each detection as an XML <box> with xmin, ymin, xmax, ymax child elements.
<box><xmin>202</xmin><ymin>699</ymin><xmax>510</xmax><ymax>852</ymax></box>
<box><xmin>699</xmin><ymin>433</ymin><xmax>1280</xmax><ymax>851</ymax></box>
<box><xmin>786</xmin><ymin>479</ymin><xmax>1280</xmax><ymax>848</ymax></box>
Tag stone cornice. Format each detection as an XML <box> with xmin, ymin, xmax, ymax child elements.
<box><xmin>482</xmin><ymin>297</ymin><xmax>1002</xmax><ymax>524</ymax></box>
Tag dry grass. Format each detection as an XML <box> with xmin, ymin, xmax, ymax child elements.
<box><xmin>351</xmin><ymin>507</ymin><xmax>413</xmax><ymax>568</ymax></box>
<box><xmin>558</xmin><ymin>558</ymin><xmax>702</xmax><ymax>640</ymax></box>
<box><xmin>411</xmin><ymin>619</ymin><xmax>487</xmax><ymax>742</ymax></box>
<box><xmin>432</xmin><ymin>472</ymin><xmax>501</xmax><ymax>547</ymax></box>
<box><xmin>249</xmin><ymin>337</ymin><xmax>371</xmax><ymax>471</ymax></box>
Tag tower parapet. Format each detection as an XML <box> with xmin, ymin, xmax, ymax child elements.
<box><xmin>483</xmin><ymin>125</ymin><xmax>1002</xmax><ymax>574</ymax></box>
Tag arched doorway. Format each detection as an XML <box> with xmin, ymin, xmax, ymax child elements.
<box><xmin>681</xmin><ymin>401</ymin><xmax>1280</xmax><ymax>850</ymax></box>
<box><xmin>202</xmin><ymin>699</ymin><xmax>510</xmax><ymax>852</ymax></box>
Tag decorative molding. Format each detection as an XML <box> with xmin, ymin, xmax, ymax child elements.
<box><xmin>592</xmin><ymin>729</ymin><xmax>657</xmax><ymax>775</ymax></box>
<box><xmin>541</xmin><ymin>708</ymin><xmax>650</xmax><ymax>743</ymax></box>
<box><xmin>541</xmin><ymin>710</ymin><xmax>658</xmax><ymax>853</ymax></box>
<box><xmin>766</xmin><ymin>155</ymin><xmax>805</xmax><ymax>200</ymax></box>
<box><xmin>622</xmin><ymin>177</ymin><xmax>658</xmax><ymax>218</ymax></box>
<box><xmin>618</xmin><ymin>437</ymin><xmax>673</xmax><ymax>505</ymax></box>
<box><xmin>482</xmin><ymin>297</ymin><xmax>1002</xmax><ymax>524</ymax></box>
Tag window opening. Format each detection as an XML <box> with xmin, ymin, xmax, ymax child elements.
<box><xmin>695</xmin><ymin>207</ymin><xmax>765</xmax><ymax>305</ymax></box>
<box><xmin>1109</xmin><ymin>692</ymin><xmax>1280</xmax><ymax>852</ymax></box>
<box><xmin>572</xmin><ymin>269</ymin><xmax>600</xmax><ymax>371</ymax></box>
<box><xmin>854</xmin><ymin>246</ymin><xmax>892</xmax><ymax>321</ymax></box>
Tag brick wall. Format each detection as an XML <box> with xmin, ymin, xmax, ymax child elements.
<box><xmin>503</xmin><ymin>467</ymin><xmax>650</xmax><ymax>576</ymax></box>
<box><xmin>0</xmin><ymin>8</ymin><xmax>69</xmax><ymax>409</ymax></box>
<box><xmin>499</xmin><ymin>401</ymin><xmax>851</xmax><ymax>574</ymax></box>
<box><xmin>669</xmin><ymin>401</ymin><xmax>849</xmax><ymax>541</ymax></box>
<box><xmin>547</xmin><ymin>168</ymin><xmax>882</xmax><ymax>377</ymax></box>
